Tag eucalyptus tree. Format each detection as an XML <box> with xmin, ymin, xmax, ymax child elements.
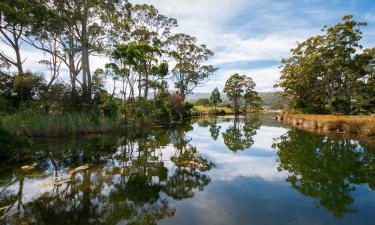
<box><xmin>111</xmin><ymin>43</ymin><xmax>162</xmax><ymax>99</ymax></box>
<box><xmin>277</xmin><ymin>15</ymin><xmax>373</xmax><ymax>114</ymax></box>
<box><xmin>26</xmin><ymin>3</ymin><xmax>65</xmax><ymax>89</ymax></box>
<box><xmin>355</xmin><ymin>47</ymin><xmax>375</xmax><ymax>113</ymax></box>
<box><xmin>68</xmin><ymin>0</ymin><xmax>110</xmax><ymax>100</ymax></box>
<box><xmin>107</xmin><ymin>3</ymin><xmax>176</xmax><ymax>99</ymax></box>
<box><xmin>0</xmin><ymin>0</ymin><xmax>40</xmax><ymax>74</ymax></box>
<box><xmin>223</xmin><ymin>73</ymin><xmax>257</xmax><ymax>114</ymax></box>
<box><xmin>23</xmin><ymin>0</ymin><xmax>84</xmax><ymax>104</ymax></box>
<box><xmin>243</xmin><ymin>79</ymin><xmax>262</xmax><ymax>112</ymax></box>
<box><xmin>168</xmin><ymin>33</ymin><xmax>217</xmax><ymax>100</ymax></box>
<box><xmin>210</xmin><ymin>87</ymin><xmax>222</xmax><ymax>110</ymax></box>
<box><xmin>129</xmin><ymin>4</ymin><xmax>177</xmax><ymax>98</ymax></box>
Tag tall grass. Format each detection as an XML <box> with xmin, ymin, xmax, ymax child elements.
<box><xmin>278</xmin><ymin>113</ymin><xmax>375</xmax><ymax>136</ymax></box>
<box><xmin>0</xmin><ymin>112</ymin><xmax>121</xmax><ymax>137</ymax></box>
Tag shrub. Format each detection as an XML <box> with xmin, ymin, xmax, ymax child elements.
<box><xmin>195</xmin><ymin>98</ymin><xmax>210</xmax><ymax>106</ymax></box>
<box><xmin>330</xmin><ymin>96</ymin><xmax>350</xmax><ymax>114</ymax></box>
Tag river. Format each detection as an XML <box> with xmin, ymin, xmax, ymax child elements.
<box><xmin>1</xmin><ymin>114</ymin><xmax>375</xmax><ymax>225</ymax></box>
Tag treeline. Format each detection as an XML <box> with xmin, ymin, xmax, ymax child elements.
<box><xmin>277</xmin><ymin>15</ymin><xmax>375</xmax><ymax>115</ymax></box>
<box><xmin>0</xmin><ymin>0</ymin><xmax>216</xmax><ymax>124</ymax></box>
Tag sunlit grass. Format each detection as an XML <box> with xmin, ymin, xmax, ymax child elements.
<box><xmin>192</xmin><ymin>105</ymin><xmax>234</xmax><ymax>116</ymax></box>
<box><xmin>279</xmin><ymin>113</ymin><xmax>375</xmax><ymax>136</ymax></box>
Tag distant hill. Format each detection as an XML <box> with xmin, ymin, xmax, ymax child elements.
<box><xmin>257</xmin><ymin>92</ymin><xmax>286</xmax><ymax>109</ymax></box>
<box><xmin>186</xmin><ymin>92</ymin><xmax>285</xmax><ymax>109</ymax></box>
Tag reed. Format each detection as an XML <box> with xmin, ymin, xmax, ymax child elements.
<box><xmin>0</xmin><ymin>112</ymin><xmax>121</xmax><ymax>137</ymax></box>
<box><xmin>277</xmin><ymin>113</ymin><xmax>375</xmax><ymax>136</ymax></box>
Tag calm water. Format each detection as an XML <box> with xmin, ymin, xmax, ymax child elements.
<box><xmin>1</xmin><ymin>114</ymin><xmax>375</xmax><ymax>225</ymax></box>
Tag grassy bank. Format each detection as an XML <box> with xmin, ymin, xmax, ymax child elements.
<box><xmin>277</xmin><ymin>113</ymin><xmax>375</xmax><ymax>137</ymax></box>
<box><xmin>191</xmin><ymin>105</ymin><xmax>235</xmax><ymax>116</ymax></box>
<box><xmin>0</xmin><ymin>112</ymin><xmax>121</xmax><ymax>137</ymax></box>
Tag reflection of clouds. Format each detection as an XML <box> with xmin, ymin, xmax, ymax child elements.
<box><xmin>188</xmin><ymin>125</ymin><xmax>289</xmax><ymax>182</ymax></box>
<box><xmin>252</xmin><ymin>126</ymin><xmax>288</xmax><ymax>150</ymax></box>
<box><xmin>3</xmin><ymin>176</ymin><xmax>64</xmax><ymax>206</ymax></box>
<box><xmin>205</xmin><ymin>152</ymin><xmax>288</xmax><ymax>182</ymax></box>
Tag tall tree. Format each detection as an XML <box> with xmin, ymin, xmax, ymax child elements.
<box><xmin>0</xmin><ymin>0</ymin><xmax>37</xmax><ymax>74</ymax></box>
<box><xmin>277</xmin><ymin>15</ymin><xmax>372</xmax><ymax>114</ymax></box>
<box><xmin>223</xmin><ymin>73</ymin><xmax>257</xmax><ymax>114</ymax></box>
<box><xmin>130</xmin><ymin>4</ymin><xmax>177</xmax><ymax>99</ymax></box>
<box><xmin>168</xmin><ymin>33</ymin><xmax>217</xmax><ymax>100</ymax></box>
<box><xmin>243</xmin><ymin>78</ymin><xmax>261</xmax><ymax>112</ymax></box>
<box><xmin>107</xmin><ymin>3</ymin><xmax>176</xmax><ymax>99</ymax></box>
<box><xmin>210</xmin><ymin>87</ymin><xmax>221</xmax><ymax>110</ymax></box>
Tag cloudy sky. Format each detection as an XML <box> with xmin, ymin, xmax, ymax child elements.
<box><xmin>6</xmin><ymin>0</ymin><xmax>375</xmax><ymax>92</ymax></box>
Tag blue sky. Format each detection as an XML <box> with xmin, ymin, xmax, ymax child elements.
<box><xmin>132</xmin><ymin>0</ymin><xmax>375</xmax><ymax>92</ymax></box>
<box><xmin>4</xmin><ymin>0</ymin><xmax>375</xmax><ymax>92</ymax></box>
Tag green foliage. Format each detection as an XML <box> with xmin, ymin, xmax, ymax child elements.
<box><xmin>210</xmin><ymin>87</ymin><xmax>222</xmax><ymax>107</ymax></box>
<box><xmin>223</xmin><ymin>73</ymin><xmax>259</xmax><ymax>113</ymax></box>
<box><xmin>168</xmin><ymin>33</ymin><xmax>217</xmax><ymax>100</ymax></box>
<box><xmin>222</xmin><ymin>115</ymin><xmax>261</xmax><ymax>152</ymax></box>
<box><xmin>277</xmin><ymin>15</ymin><xmax>375</xmax><ymax>114</ymax></box>
<box><xmin>0</xmin><ymin>0</ymin><xmax>218</xmax><ymax>136</ymax></box>
<box><xmin>195</xmin><ymin>98</ymin><xmax>210</xmax><ymax>106</ymax></box>
<box><xmin>273</xmin><ymin>129</ymin><xmax>375</xmax><ymax>217</ymax></box>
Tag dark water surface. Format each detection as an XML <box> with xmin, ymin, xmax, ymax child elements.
<box><xmin>1</xmin><ymin>114</ymin><xmax>375</xmax><ymax>225</ymax></box>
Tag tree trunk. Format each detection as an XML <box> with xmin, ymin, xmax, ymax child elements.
<box><xmin>81</xmin><ymin>0</ymin><xmax>90</xmax><ymax>101</ymax></box>
<box><xmin>12</xmin><ymin>25</ymin><xmax>24</xmax><ymax>74</ymax></box>
<box><xmin>138</xmin><ymin>74</ymin><xmax>142</xmax><ymax>98</ymax></box>
<box><xmin>144</xmin><ymin>73</ymin><xmax>149</xmax><ymax>99</ymax></box>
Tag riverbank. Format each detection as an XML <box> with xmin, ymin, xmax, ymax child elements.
<box><xmin>276</xmin><ymin>113</ymin><xmax>375</xmax><ymax>137</ymax></box>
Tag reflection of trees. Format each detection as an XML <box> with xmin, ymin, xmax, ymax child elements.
<box><xmin>273</xmin><ymin>129</ymin><xmax>375</xmax><ymax>218</ymax></box>
<box><xmin>0</xmin><ymin>126</ymin><xmax>213</xmax><ymax>224</ymax></box>
<box><xmin>165</xmin><ymin>126</ymin><xmax>214</xmax><ymax>200</ymax></box>
<box><xmin>209</xmin><ymin>118</ymin><xmax>221</xmax><ymax>141</ymax></box>
<box><xmin>222</xmin><ymin>115</ymin><xmax>261</xmax><ymax>152</ymax></box>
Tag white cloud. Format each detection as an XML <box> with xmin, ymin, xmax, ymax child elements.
<box><xmin>200</xmin><ymin>66</ymin><xmax>282</xmax><ymax>92</ymax></box>
<box><xmin>2</xmin><ymin>0</ymin><xmax>374</xmax><ymax>92</ymax></box>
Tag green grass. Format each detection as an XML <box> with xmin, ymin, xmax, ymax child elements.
<box><xmin>0</xmin><ymin>112</ymin><xmax>121</xmax><ymax>137</ymax></box>
<box><xmin>191</xmin><ymin>105</ymin><xmax>235</xmax><ymax>116</ymax></box>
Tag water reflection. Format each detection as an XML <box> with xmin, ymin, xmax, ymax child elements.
<box><xmin>2</xmin><ymin>116</ymin><xmax>375</xmax><ymax>224</ymax></box>
<box><xmin>273</xmin><ymin>129</ymin><xmax>375</xmax><ymax>218</ymax></box>
<box><xmin>222</xmin><ymin>115</ymin><xmax>261</xmax><ymax>152</ymax></box>
<box><xmin>0</xmin><ymin>127</ymin><xmax>214</xmax><ymax>225</ymax></box>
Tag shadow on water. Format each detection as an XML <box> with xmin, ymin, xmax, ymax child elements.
<box><xmin>273</xmin><ymin>128</ymin><xmax>375</xmax><ymax>218</ymax></box>
<box><xmin>0</xmin><ymin>126</ymin><xmax>214</xmax><ymax>225</ymax></box>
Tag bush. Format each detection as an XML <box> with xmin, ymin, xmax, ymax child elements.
<box><xmin>195</xmin><ymin>98</ymin><xmax>210</xmax><ymax>106</ymax></box>
<box><xmin>329</xmin><ymin>96</ymin><xmax>350</xmax><ymax>114</ymax></box>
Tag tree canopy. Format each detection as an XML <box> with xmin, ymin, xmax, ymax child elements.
<box><xmin>276</xmin><ymin>15</ymin><xmax>375</xmax><ymax>114</ymax></box>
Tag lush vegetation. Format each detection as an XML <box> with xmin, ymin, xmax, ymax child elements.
<box><xmin>276</xmin><ymin>15</ymin><xmax>375</xmax><ymax>115</ymax></box>
<box><xmin>0</xmin><ymin>0</ymin><xmax>219</xmax><ymax>135</ymax></box>
<box><xmin>224</xmin><ymin>73</ymin><xmax>262</xmax><ymax>114</ymax></box>
<box><xmin>2</xmin><ymin>1</ymin><xmax>371</xmax><ymax>138</ymax></box>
